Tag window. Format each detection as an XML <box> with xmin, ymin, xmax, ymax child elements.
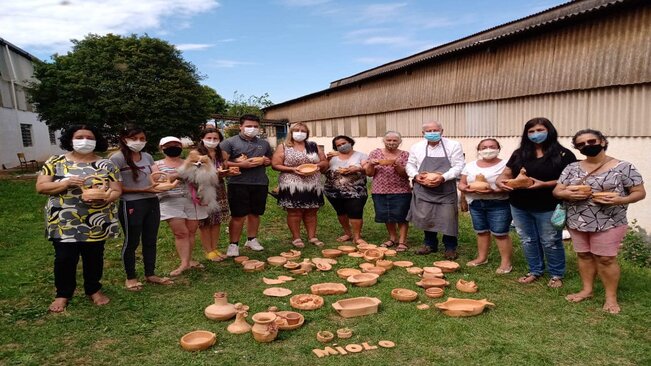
<box><xmin>48</xmin><ymin>127</ymin><xmax>57</xmax><ymax>145</ymax></box>
<box><xmin>20</xmin><ymin>123</ymin><xmax>33</xmax><ymax>147</ymax></box>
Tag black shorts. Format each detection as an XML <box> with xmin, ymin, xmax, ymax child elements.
<box><xmin>326</xmin><ymin>196</ymin><xmax>367</xmax><ymax>219</ymax></box>
<box><xmin>227</xmin><ymin>184</ymin><xmax>268</xmax><ymax>217</ymax></box>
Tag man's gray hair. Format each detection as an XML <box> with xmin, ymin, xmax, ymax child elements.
<box><xmin>422</xmin><ymin>121</ymin><xmax>443</xmax><ymax>130</ymax></box>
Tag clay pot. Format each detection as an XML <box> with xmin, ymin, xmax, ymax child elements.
<box><xmin>434</xmin><ymin>297</ymin><xmax>495</xmax><ymax>317</ymax></box>
<box><xmin>468</xmin><ymin>173</ymin><xmax>491</xmax><ymax>191</ymax></box>
<box><xmin>283</xmin><ymin>261</ymin><xmax>301</xmax><ymax>269</ymax></box>
<box><xmin>312</xmin><ymin>257</ymin><xmax>337</xmax><ymax>265</ymax></box>
<box><xmin>416</xmin><ymin>278</ymin><xmax>449</xmax><ymax>289</ymax></box>
<box><xmin>356</xmin><ymin>243</ymin><xmax>377</xmax><ymax>253</ymax></box>
<box><xmin>243</xmin><ymin>261</ymin><xmax>265</xmax><ymax>272</ymax></box>
<box><xmin>337</xmin><ymin>328</ymin><xmax>353</xmax><ymax>339</ymax></box>
<box><xmin>299</xmin><ymin>259</ymin><xmax>314</xmax><ymax>273</ymax></box>
<box><xmin>332</xmin><ymin>297</ymin><xmax>382</xmax><ymax>318</ymax></box>
<box><xmin>81</xmin><ymin>175</ymin><xmax>112</xmax><ymax>201</ymax></box>
<box><xmin>296</xmin><ymin>163</ymin><xmax>319</xmax><ymax>175</ymax></box>
<box><xmin>592</xmin><ymin>191</ymin><xmax>619</xmax><ymax>200</ymax></box>
<box><xmin>337</xmin><ymin>268</ymin><xmax>362</xmax><ymax>279</ymax></box>
<box><xmin>391</xmin><ymin>288</ymin><xmax>418</xmax><ymax>302</ymax></box>
<box><xmin>150</xmin><ymin>171</ymin><xmax>180</xmax><ymax>192</ymax></box>
<box><xmin>363</xmin><ymin>249</ymin><xmax>384</xmax><ymax>262</ymax></box>
<box><xmin>227</xmin><ymin>304</ymin><xmax>252</xmax><ymax>334</ymax></box>
<box><xmin>423</xmin><ymin>171</ymin><xmax>443</xmax><ymax>183</ymax></box>
<box><xmin>425</xmin><ymin>287</ymin><xmax>445</xmax><ymax>298</ymax></box>
<box><xmin>456</xmin><ymin>279</ymin><xmax>479</xmax><ymax>293</ymax></box>
<box><xmin>337</xmin><ymin>245</ymin><xmax>356</xmax><ymax>253</ymax></box>
<box><xmin>359</xmin><ymin>262</ymin><xmax>375</xmax><ymax>271</ymax></box>
<box><xmin>251</xmin><ymin>312</ymin><xmax>282</xmax><ymax>343</ymax></box>
<box><xmin>280</xmin><ymin>249</ymin><xmax>302</xmax><ymax>260</ymax></box>
<box><xmin>276</xmin><ymin>311</ymin><xmax>305</xmax><ymax>331</ymax></box>
<box><xmin>422</xmin><ymin>267</ymin><xmax>445</xmax><ymax>278</ymax></box>
<box><xmin>363</xmin><ymin>266</ymin><xmax>386</xmax><ymax>276</ymax></box>
<box><xmin>393</xmin><ymin>260</ymin><xmax>414</xmax><ymax>268</ymax></box>
<box><xmin>234</xmin><ymin>256</ymin><xmax>249</xmax><ymax>264</ymax></box>
<box><xmin>375</xmin><ymin>259</ymin><xmax>394</xmax><ymax>270</ymax></box>
<box><xmin>267</xmin><ymin>256</ymin><xmax>288</xmax><ymax>267</ymax></box>
<box><xmin>347</xmin><ymin>273</ymin><xmax>379</xmax><ymax>287</ymax></box>
<box><xmin>322</xmin><ymin>249</ymin><xmax>343</xmax><ymax>258</ymax></box>
<box><xmin>263</xmin><ymin>287</ymin><xmax>292</xmax><ymax>297</ymax></box>
<box><xmin>317</xmin><ymin>331</ymin><xmax>334</xmax><ymax>343</ymax></box>
<box><xmin>406</xmin><ymin>267</ymin><xmax>424</xmax><ymax>275</ymax></box>
<box><xmin>315</xmin><ymin>262</ymin><xmax>332</xmax><ymax>271</ymax></box>
<box><xmin>504</xmin><ymin>167</ymin><xmax>534</xmax><ymax>189</ymax></box>
<box><xmin>432</xmin><ymin>260</ymin><xmax>460</xmax><ymax>273</ymax></box>
<box><xmin>289</xmin><ymin>294</ymin><xmax>325</xmax><ymax>310</ymax></box>
<box><xmin>378</xmin><ymin>159</ymin><xmax>396</xmax><ymax>166</ymax></box>
<box><xmin>180</xmin><ymin>330</ymin><xmax>216</xmax><ymax>351</ymax></box>
<box><xmin>311</xmin><ymin>282</ymin><xmax>348</xmax><ymax>295</ymax></box>
<box><xmin>204</xmin><ymin>292</ymin><xmax>237</xmax><ymax>321</ymax></box>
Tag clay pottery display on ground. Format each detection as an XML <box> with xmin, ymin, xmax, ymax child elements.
<box><xmin>416</xmin><ymin>278</ymin><xmax>450</xmax><ymax>289</ymax></box>
<box><xmin>384</xmin><ymin>249</ymin><xmax>397</xmax><ymax>257</ymax></box>
<box><xmin>456</xmin><ymin>279</ymin><xmax>479</xmax><ymax>293</ymax></box>
<box><xmin>347</xmin><ymin>273</ymin><xmax>379</xmax><ymax>287</ymax></box>
<box><xmin>289</xmin><ymin>294</ymin><xmax>325</xmax><ymax>310</ymax></box>
<box><xmin>296</xmin><ymin>163</ymin><xmax>319</xmax><ymax>175</ymax></box>
<box><xmin>317</xmin><ymin>331</ymin><xmax>334</xmax><ymax>343</ymax></box>
<box><xmin>362</xmin><ymin>266</ymin><xmax>386</xmax><ymax>276</ymax></box>
<box><xmin>311</xmin><ymin>282</ymin><xmax>348</xmax><ymax>295</ymax></box>
<box><xmin>348</xmin><ymin>252</ymin><xmax>364</xmax><ymax>258</ymax></box>
<box><xmin>425</xmin><ymin>287</ymin><xmax>445</xmax><ymax>298</ymax></box>
<box><xmin>227</xmin><ymin>304</ymin><xmax>252</xmax><ymax>334</ymax></box>
<box><xmin>280</xmin><ymin>249</ymin><xmax>302</xmax><ymax>260</ymax></box>
<box><xmin>406</xmin><ymin>267</ymin><xmax>424</xmax><ymax>275</ymax></box>
<box><xmin>391</xmin><ymin>288</ymin><xmax>418</xmax><ymax>302</ymax></box>
<box><xmin>332</xmin><ymin>297</ymin><xmax>382</xmax><ymax>318</ymax></box>
<box><xmin>434</xmin><ymin>297</ymin><xmax>495</xmax><ymax>317</ymax></box>
<box><xmin>375</xmin><ymin>259</ymin><xmax>394</xmax><ymax>270</ymax></box>
<box><xmin>363</xmin><ymin>248</ymin><xmax>384</xmax><ymax>262</ymax></box>
<box><xmin>337</xmin><ymin>328</ymin><xmax>353</xmax><ymax>339</ymax></box>
<box><xmin>276</xmin><ymin>311</ymin><xmax>305</xmax><ymax>331</ymax></box>
<box><xmin>337</xmin><ymin>268</ymin><xmax>362</xmax><ymax>279</ymax></box>
<box><xmin>180</xmin><ymin>330</ymin><xmax>216</xmax><ymax>351</ymax></box>
<box><xmin>432</xmin><ymin>260</ymin><xmax>461</xmax><ymax>273</ymax></box>
<box><xmin>267</xmin><ymin>256</ymin><xmax>288</xmax><ymax>267</ymax></box>
<box><xmin>283</xmin><ymin>261</ymin><xmax>301</xmax><ymax>269</ymax></box>
<box><xmin>359</xmin><ymin>262</ymin><xmax>375</xmax><ymax>271</ymax></box>
<box><xmin>205</xmin><ymin>292</ymin><xmax>237</xmax><ymax>321</ymax></box>
<box><xmin>468</xmin><ymin>173</ymin><xmax>491</xmax><ymax>191</ymax></box>
<box><xmin>322</xmin><ymin>249</ymin><xmax>343</xmax><ymax>258</ymax></box>
<box><xmin>393</xmin><ymin>260</ymin><xmax>414</xmax><ymax>268</ymax></box>
<box><xmin>263</xmin><ymin>287</ymin><xmax>292</xmax><ymax>297</ymax></box>
<box><xmin>356</xmin><ymin>243</ymin><xmax>377</xmax><ymax>253</ymax></box>
<box><xmin>504</xmin><ymin>167</ymin><xmax>534</xmax><ymax>189</ymax></box>
<box><xmin>337</xmin><ymin>245</ymin><xmax>356</xmax><ymax>253</ymax></box>
<box><xmin>234</xmin><ymin>256</ymin><xmax>249</xmax><ymax>264</ymax></box>
<box><xmin>422</xmin><ymin>267</ymin><xmax>445</xmax><ymax>278</ymax></box>
<box><xmin>251</xmin><ymin>312</ymin><xmax>282</xmax><ymax>343</ymax></box>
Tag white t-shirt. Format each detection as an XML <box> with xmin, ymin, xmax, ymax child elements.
<box><xmin>461</xmin><ymin>159</ymin><xmax>508</xmax><ymax>204</ymax></box>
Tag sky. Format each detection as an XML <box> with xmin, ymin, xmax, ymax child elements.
<box><xmin>0</xmin><ymin>0</ymin><xmax>568</xmax><ymax>104</ymax></box>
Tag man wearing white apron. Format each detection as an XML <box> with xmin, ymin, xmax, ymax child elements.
<box><xmin>406</xmin><ymin>122</ymin><xmax>465</xmax><ymax>259</ymax></box>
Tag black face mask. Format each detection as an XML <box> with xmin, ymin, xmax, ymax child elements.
<box><xmin>579</xmin><ymin>144</ymin><xmax>604</xmax><ymax>157</ymax></box>
<box><xmin>163</xmin><ymin>146</ymin><xmax>183</xmax><ymax>157</ymax></box>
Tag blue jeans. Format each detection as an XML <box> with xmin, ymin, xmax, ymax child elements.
<box><xmin>510</xmin><ymin>205</ymin><xmax>565</xmax><ymax>278</ymax></box>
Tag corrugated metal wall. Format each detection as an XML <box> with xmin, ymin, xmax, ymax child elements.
<box><xmin>265</xmin><ymin>4</ymin><xmax>651</xmax><ymax>136</ymax></box>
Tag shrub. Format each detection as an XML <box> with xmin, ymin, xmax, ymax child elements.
<box><xmin>620</xmin><ymin>220</ymin><xmax>651</xmax><ymax>268</ymax></box>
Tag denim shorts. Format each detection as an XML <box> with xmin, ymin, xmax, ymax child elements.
<box><xmin>468</xmin><ymin>199</ymin><xmax>512</xmax><ymax>236</ymax></box>
<box><xmin>372</xmin><ymin>193</ymin><xmax>412</xmax><ymax>223</ymax></box>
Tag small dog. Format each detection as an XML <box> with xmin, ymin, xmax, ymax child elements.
<box><xmin>177</xmin><ymin>150</ymin><xmax>220</xmax><ymax>213</ymax></box>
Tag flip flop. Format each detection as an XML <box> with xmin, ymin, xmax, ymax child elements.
<box><xmin>495</xmin><ymin>266</ymin><xmax>513</xmax><ymax>274</ymax></box>
<box><xmin>517</xmin><ymin>273</ymin><xmax>540</xmax><ymax>284</ymax></box>
<box><xmin>205</xmin><ymin>250</ymin><xmax>227</xmax><ymax>262</ymax></box>
<box><xmin>336</xmin><ymin>235</ymin><xmax>352</xmax><ymax>242</ymax></box>
<box><xmin>125</xmin><ymin>280</ymin><xmax>143</xmax><ymax>291</ymax></box>
<box><xmin>380</xmin><ymin>240</ymin><xmax>396</xmax><ymax>248</ymax></box>
<box><xmin>309</xmin><ymin>238</ymin><xmax>324</xmax><ymax>247</ymax></box>
<box><xmin>466</xmin><ymin>260</ymin><xmax>489</xmax><ymax>267</ymax></box>
<box><xmin>146</xmin><ymin>276</ymin><xmax>174</xmax><ymax>285</ymax></box>
<box><xmin>292</xmin><ymin>238</ymin><xmax>305</xmax><ymax>248</ymax></box>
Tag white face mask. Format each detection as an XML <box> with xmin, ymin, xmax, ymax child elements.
<box><xmin>243</xmin><ymin>127</ymin><xmax>259</xmax><ymax>138</ymax></box>
<box><xmin>203</xmin><ymin>139</ymin><xmax>219</xmax><ymax>149</ymax></box>
<box><xmin>478</xmin><ymin>148</ymin><xmax>499</xmax><ymax>160</ymax></box>
<box><xmin>126</xmin><ymin>139</ymin><xmax>146</xmax><ymax>152</ymax></box>
<box><xmin>292</xmin><ymin>131</ymin><xmax>307</xmax><ymax>142</ymax></box>
<box><xmin>72</xmin><ymin>139</ymin><xmax>96</xmax><ymax>154</ymax></box>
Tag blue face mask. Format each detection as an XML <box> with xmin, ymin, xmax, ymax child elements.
<box><xmin>424</xmin><ymin>132</ymin><xmax>441</xmax><ymax>142</ymax></box>
<box><xmin>528</xmin><ymin>131</ymin><xmax>548</xmax><ymax>144</ymax></box>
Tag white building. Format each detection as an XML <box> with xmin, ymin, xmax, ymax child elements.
<box><xmin>0</xmin><ymin>37</ymin><xmax>63</xmax><ymax>170</ymax></box>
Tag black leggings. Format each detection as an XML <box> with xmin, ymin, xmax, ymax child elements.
<box><xmin>118</xmin><ymin>198</ymin><xmax>161</xmax><ymax>279</ymax></box>
<box><xmin>52</xmin><ymin>240</ymin><xmax>105</xmax><ymax>298</ymax></box>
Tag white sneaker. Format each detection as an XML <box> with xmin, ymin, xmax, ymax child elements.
<box><xmin>244</xmin><ymin>238</ymin><xmax>264</xmax><ymax>251</ymax></box>
<box><xmin>226</xmin><ymin>244</ymin><xmax>240</xmax><ymax>257</ymax></box>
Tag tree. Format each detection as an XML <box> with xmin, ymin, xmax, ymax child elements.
<box><xmin>201</xmin><ymin>85</ymin><xmax>227</xmax><ymax>115</ymax></box>
<box><xmin>29</xmin><ymin>33</ymin><xmax>211</xmax><ymax>150</ymax></box>
<box><xmin>225</xmin><ymin>91</ymin><xmax>273</xmax><ymax>119</ymax></box>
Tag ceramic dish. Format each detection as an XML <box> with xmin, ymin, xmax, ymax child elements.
<box><xmin>332</xmin><ymin>297</ymin><xmax>381</xmax><ymax>318</ymax></box>
<box><xmin>434</xmin><ymin>297</ymin><xmax>495</xmax><ymax>317</ymax></box>
<box><xmin>289</xmin><ymin>294</ymin><xmax>325</xmax><ymax>310</ymax></box>
<box><xmin>180</xmin><ymin>330</ymin><xmax>216</xmax><ymax>351</ymax></box>
<box><xmin>336</xmin><ymin>268</ymin><xmax>362</xmax><ymax>279</ymax></box>
<box><xmin>390</xmin><ymin>288</ymin><xmax>418</xmax><ymax>302</ymax></box>
<box><xmin>347</xmin><ymin>273</ymin><xmax>379</xmax><ymax>287</ymax></box>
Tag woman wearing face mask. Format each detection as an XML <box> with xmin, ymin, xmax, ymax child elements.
<box><xmin>496</xmin><ymin>118</ymin><xmax>577</xmax><ymax>288</ymax></box>
<box><xmin>458</xmin><ymin>138</ymin><xmax>513</xmax><ymax>274</ymax></box>
<box><xmin>36</xmin><ymin>125</ymin><xmax>122</xmax><ymax>312</ymax></box>
<box><xmin>324</xmin><ymin>135</ymin><xmax>369</xmax><ymax>245</ymax></box>
<box><xmin>553</xmin><ymin>129</ymin><xmax>645</xmax><ymax>314</ymax></box>
<box><xmin>272</xmin><ymin>123</ymin><xmax>328</xmax><ymax>247</ymax></box>
<box><xmin>196</xmin><ymin>128</ymin><xmax>232</xmax><ymax>262</ymax></box>
<box><xmin>365</xmin><ymin>131</ymin><xmax>411</xmax><ymax>252</ymax></box>
<box><xmin>110</xmin><ymin>127</ymin><xmax>172</xmax><ymax>291</ymax></box>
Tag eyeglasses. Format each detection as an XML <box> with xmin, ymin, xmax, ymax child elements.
<box><xmin>574</xmin><ymin>139</ymin><xmax>599</xmax><ymax>149</ymax></box>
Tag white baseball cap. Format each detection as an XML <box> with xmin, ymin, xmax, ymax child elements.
<box><xmin>159</xmin><ymin>136</ymin><xmax>182</xmax><ymax>146</ymax></box>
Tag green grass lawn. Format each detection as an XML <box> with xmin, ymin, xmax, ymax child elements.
<box><xmin>1</xmin><ymin>172</ymin><xmax>650</xmax><ymax>366</ymax></box>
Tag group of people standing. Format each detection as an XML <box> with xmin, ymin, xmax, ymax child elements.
<box><xmin>37</xmin><ymin>115</ymin><xmax>644</xmax><ymax>315</ymax></box>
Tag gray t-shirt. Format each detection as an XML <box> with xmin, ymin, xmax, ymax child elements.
<box><xmin>109</xmin><ymin>151</ymin><xmax>156</xmax><ymax>201</ymax></box>
<box><xmin>221</xmin><ymin>134</ymin><xmax>273</xmax><ymax>186</ymax></box>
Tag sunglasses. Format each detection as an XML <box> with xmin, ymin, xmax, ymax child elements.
<box><xmin>574</xmin><ymin>138</ymin><xmax>599</xmax><ymax>149</ymax></box>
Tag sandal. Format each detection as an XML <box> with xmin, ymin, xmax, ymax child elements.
<box><xmin>292</xmin><ymin>238</ymin><xmax>305</xmax><ymax>248</ymax></box>
<box><xmin>309</xmin><ymin>238</ymin><xmax>324</xmax><ymax>247</ymax></box>
<box><xmin>380</xmin><ymin>240</ymin><xmax>396</xmax><ymax>248</ymax></box>
<box><xmin>205</xmin><ymin>250</ymin><xmax>227</xmax><ymax>262</ymax></box>
<box><xmin>466</xmin><ymin>259</ymin><xmax>489</xmax><ymax>267</ymax></box>
<box><xmin>396</xmin><ymin>243</ymin><xmax>409</xmax><ymax>252</ymax></box>
<box><xmin>517</xmin><ymin>273</ymin><xmax>540</xmax><ymax>284</ymax></box>
<box><xmin>495</xmin><ymin>266</ymin><xmax>513</xmax><ymax>274</ymax></box>
<box><xmin>146</xmin><ymin>276</ymin><xmax>174</xmax><ymax>285</ymax></box>
<box><xmin>565</xmin><ymin>292</ymin><xmax>593</xmax><ymax>303</ymax></box>
<box><xmin>547</xmin><ymin>276</ymin><xmax>563</xmax><ymax>288</ymax></box>
<box><xmin>336</xmin><ymin>235</ymin><xmax>352</xmax><ymax>242</ymax></box>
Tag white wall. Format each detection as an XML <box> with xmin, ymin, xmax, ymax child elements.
<box><xmin>311</xmin><ymin>135</ymin><xmax>651</xmax><ymax>232</ymax></box>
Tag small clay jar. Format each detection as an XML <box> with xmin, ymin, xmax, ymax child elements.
<box><xmin>337</xmin><ymin>328</ymin><xmax>353</xmax><ymax>339</ymax></box>
<box><xmin>285</xmin><ymin>312</ymin><xmax>301</xmax><ymax>326</ymax></box>
<box><xmin>317</xmin><ymin>331</ymin><xmax>334</xmax><ymax>343</ymax></box>
<box><xmin>425</xmin><ymin>287</ymin><xmax>445</xmax><ymax>298</ymax></box>
<box><xmin>251</xmin><ymin>312</ymin><xmax>282</xmax><ymax>343</ymax></box>
<box><xmin>204</xmin><ymin>292</ymin><xmax>237</xmax><ymax>321</ymax></box>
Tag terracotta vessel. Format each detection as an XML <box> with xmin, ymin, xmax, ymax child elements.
<box><xmin>262</xmin><ymin>277</ymin><xmax>285</xmax><ymax>285</ymax></box>
<box><xmin>456</xmin><ymin>279</ymin><xmax>479</xmax><ymax>293</ymax></box>
<box><xmin>375</xmin><ymin>259</ymin><xmax>394</xmax><ymax>270</ymax></box>
<box><xmin>317</xmin><ymin>331</ymin><xmax>334</xmax><ymax>343</ymax></box>
<box><xmin>204</xmin><ymin>292</ymin><xmax>237</xmax><ymax>321</ymax></box>
<box><xmin>363</xmin><ymin>266</ymin><xmax>386</xmax><ymax>276</ymax></box>
<box><xmin>251</xmin><ymin>312</ymin><xmax>282</xmax><ymax>343</ymax></box>
<box><xmin>434</xmin><ymin>297</ymin><xmax>495</xmax><ymax>317</ymax></box>
<box><xmin>422</xmin><ymin>267</ymin><xmax>445</xmax><ymax>278</ymax></box>
<box><xmin>347</xmin><ymin>273</ymin><xmax>379</xmax><ymax>287</ymax></box>
<box><xmin>337</xmin><ymin>268</ymin><xmax>362</xmax><ymax>279</ymax></box>
<box><xmin>276</xmin><ymin>311</ymin><xmax>305</xmax><ymax>331</ymax></box>
<box><xmin>290</xmin><ymin>268</ymin><xmax>308</xmax><ymax>275</ymax></box>
<box><xmin>406</xmin><ymin>267</ymin><xmax>424</xmax><ymax>275</ymax></box>
<box><xmin>393</xmin><ymin>260</ymin><xmax>414</xmax><ymax>268</ymax></box>
<box><xmin>267</xmin><ymin>256</ymin><xmax>288</xmax><ymax>267</ymax></box>
<box><xmin>296</xmin><ymin>163</ymin><xmax>319</xmax><ymax>175</ymax></box>
<box><xmin>277</xmin><ymin>275</ymin><xmax>294</xmax><ymax>282</ymax></box>
<box><xmin>289</xmin><ymin>294</ymin><xmax>325</xmax><ymax>310</ymax></box>
<box><xmin>312</xmin><ymin>257</ymin><xmax>337</xmax><ymax>265</ymax></box>
<box><xmin>337</xmin><ymin>245</ymin><xmax>356</xmax><ymax>253</ymax></box>
<box><xmin>311</xmin><ymin>282</ymin><xmax>348</xmax><ymax>295</ymax></box>
<box><xmin>390</xmin><ymin>288</ymin><xmax>418</xmax><ymax>302</ymax></box>
<box><xmin>416</xmin><ymin>278</ymin><xmax>449</xmax><ymax>289</ymax></box>
<box><xmin>299</xmin><ymin>259</ymin><xmax>314</xmax><ymax>273</ymax></box>
<box><xmin>363</xmin><ymin>248</ymin><xmax>384</xmax><ymax>262</ymax></box>
<box><xmin>337</xmin><ymin>328</ymin><xmax>353</xmax><ymax>339</ymax></box>
<box><xmin>356</xmin><ymin>243</ymin><xmax>377</xmax><ymax>253</ymax></box>
<box><xmin>384</xmin><ymin>249</ymin><xmax>397</xmax><ymax>257</ymax></box>
<box><xmin>504</xmin><ymin>168</ymin><xmax>534</xmax><ymax>189</ymax></box>
<box><xmin>243</xmin><ymin>261</ymin><xmax>265</xmax><ymax>272</ymax></box>
<box><xmin>280</xmin><ymin>249</ymin><xmax>301</xmax><ymax>260</ymax></box>
<box><xmin>283</xmin><ymin>261</ymin><xmax>300</xmax><ymax>269</ymax></box>
<box><xmin>359</xmin><ymin>262</ymin><xmax>375</xmax><ymax>271</ymax></box>
<box><xmin>234</xmin><ymin>256</ymin><xmax>249</xmax><ymax>264</ymax></box>
<box><xmin>567</xmin><ymin>184</ymin><xmax>592</xmax><ymax>193</ymax></box>
<box><xmin>468</xmin><ymin>173</ymin><xmax>491</xmax><ymax>191</ymax></box>
<box><xmin>180</xmin><ymin>330</ymin><xmax>216</xmax><ymax>351</ymax></box>
<box><xmin>322</xmin><ymin>249</ymin><xmax>343</xmax><ymax>258</ymax></box>
<box><xmin>432</xmin><ymin>260</ymin><xmax>460</xmax><ymax>273</ymax></box>
<box><xmin>332</xmin><ymin>297</ymin><xmax>382</xmax><ymax>318</ymax></box>
<box><xmin>227</xmin><ymin>304</ymin><xmax>252</xmax><ymax>334</ymax></box>
<box><xmin>425</xmin><ymin>287</ymin><xmax>445</xmax><ymax>298</ymax></box>
<box><xmin>423</xmin><ymin>171</ymin><xmax>443</xmax><ymax>183</ymax></box>
<box><xmin>376</xmin><ymin>246</ymin><xmax>389</xmax><ymax>253</ymax></box>
<box><xmin>378</xmin><ymin>159</ymin><xmax>396</xmax><ymax>166</ymax></box>
<box><xmin>81</xmin><ymin>175</ymin><xmax>112</xmax><ymax>201</ymax></box>
<box><xmin>248</xmin><ymin>156</ymin><xmax>265</xmax><ymax>165</ymax></box>
<box><xmin>315</xmin><ymin>262</ymin><xmax>332</xmax><ymax>271</ymax></box>
<box><xmin>263</xmin><ymin>287</ymin><xmax>292</xmax><ymax>297</ymax></box>
<box><xmin>149</xmin><ymin>171</ymin><xmax>180</xmax><ymax>192</ymax></box>
<box><xmin>348</xmin><ymin>252</ymin><xmax>364</xmax><ymax>258</ymax></box>
<box><xmin>416</xmin><ymin>303</ymin><xmax>430</xmax><ymax>310</ymax></box>
<box><xmin>592</xmin><ymin>191</ymin><xmax>619</xmax><ymax>200</ymax></box>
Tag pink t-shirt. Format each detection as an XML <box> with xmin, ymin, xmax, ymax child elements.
<box><xmin>369</xmin><ymin>149</ymin><xmax>411</xmax><ymax>194</ymax></box>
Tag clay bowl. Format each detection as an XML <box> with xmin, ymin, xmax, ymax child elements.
<box><xmin>243</xmin><ymin>261</ymin><xmax>265</xmax><ymax>272</ymax></box>
<box><xmin>567</xmin><ymin>184</ymin><xmax>592</xmax><ymax>193</ymax></box>
<box><xmin>234</xmin><ymin>256</ymin><xmax>249</xmax><ymax>264</ymax></box>
<box><xmin>317</xmin><ymin>331</ymin><xmax>334</xmax><ymax>343</ymax></box>
<box><xmin>393</xmin><ymin>260</ymin><xmax>414</xmax><ymax>268</ymax></box>
<box><xmin>241</xmin><ymin>259</ymin><xmax>262</xmax><ymax>267</ymax></box>
<box><xmin>434</xmin><ymin>297</ymin><xmax>495</xmax><ymax>317</ymax></box>
<box><xmin>363</xmin><ymin>266</ymin><xmax>386</xmax><ymax>276</ymax></box>
<box><xmin>280</xmin><ymin>250</ymin><xmax>302</xmax><ymax>260</ymax></box>
<box><xmin>422</xmin><ymin>267</ymin><xmax>445</xmax><ymax>278</ymax></box>
<box><xmin>322</xmin><ymin>249</ymin><xmax>343</xmax><ymax>258</ymax></box>
<box><xmin>263</xmin><ymin>287</ymin><xmax>292</xmax><ymax>297</ymax></box>
<box><xmin>363</xmin><ymin>248</ymin><xmax>384</xmax><ymax>262</ymax></box>
<box><xmin>456</xmin><ymin>279</ymin><xmax>479</xmax><ymax>293</ymax></box>
<box><xmin>311</xmin><ymin>282</ymin><xmax>348</xmax><ymax>295</ymax></box>
<box><xmin>296</xmin><ymin>163</ymin><xmax>319</xmax><ymax>175</ymax></box>
<box><xmin>406</xmin><ymin>267</ymin><xmax>424</xmax><ymax>275</ymax></box>
<box><xmin>347</xmin><ymin>273</ymin><xmax>379</xmax><ymax>287</ymax></box>
<box><xmin>384</xmin><ymin>249</ymin><xmax>397</xmax><ymax>257</ymax></box>
<box><xmin>391</xmin><ymin>288</ymin><xmax>418</xmax><ymax>302</ymax></box>
<box><xmin>376</xmin><ymin>246</ymin><xmax>389</xmax><ymax>253</ymax></box>
<box><xmin>359</xmin><ymin>262</ymin><xmax>375</xmax><ymax>271</ymax></box>
<box><xmin>416</xmin><ymin>277</ymin><xmax>449</xmax><ymax>289</ymax></box>
<box><xmin>375</xmin><ymin>259</ymin><xmax>394</xmax><ymax>270</ymax></box>
<box><xmin>348</xmin><ymin>252</ymin><xmax>364</xmax><ymax>258</ymax></box>
<box><xmin>468</xmin><ymin>181</ymin><xmax>491</xmax><ymax>191</ymax></box>
<box><xmin>332</xmin><ymin>297</ymin><xmax>381</xmax><ymax>318</ymax></box>
<box><xmin>312</xmin><ymin>257</ymin><xmax>337</xmax><ymax>265</ymax></box>
<box><xmin>425</xmin><ymin>287</ymin><xmax>445</xmax><ymax>298</ymax></box>
<box><xmin>267</xmin><ymin>256</ymin><xmax>288</xmax><ymax>267</ymax></box>
<box><xmin>248</xmin><ymin>156</ymin><xmax>265</xmax><ymax>164</ymax></box>
<box><xmin>592</xmin><ymin>191</ymin><xmax>619</xmax><ymax>200</ymax></box>
<box><xmin>180</xmin><ymin>330</ymin><xmax>216</xmax><ymax>351</ymax></box>
<box><xmin>337</xmin><ymin>328</ymin><xmax>353</xmax><ymax>339</ymax></box>
<box><xmin>432</xmin><ymin>260</ymin><xmax>461</xmax><ymax>273</ymax></box>
<box><xmin>337</xmin><ymin>245</ymin><xmax>356</xmax><ymax>253</ymax></box>
<box><xmin>356</xmin><ymin>243</ymin><xmax>377</xmax><ymax>253</ymax></box>
<box><xmin>276</xmin><ymin>311</ymin><xmax>305</xmax><ymax>331</ymax></box>
<box><xmin>378</xmin><ymin>159</ymin><xmax>396</xmax><ymax>166</ymax></box>
<box><xmin>262</xmin><ymin>277</ymin><xmax>285</xmax><ymax>285</ymax></box>
<box><xmin>289</xmin><ymin>294</ymin><xmax>325</xmax><ymax>310</ymax></box>
<box><xmin>337</xmin><ymin>268</ymin><xmax>362</xmax><ymax>280</ymax></box>
<box><xmin>283</xmin><ymin>261</ymin><xmax>301</xmax><ymax>269</ymax></box>
<box><xmin>315</xmin><ymin>262</ymin><xmax>332</xmax><ymax>271</ymax></box>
